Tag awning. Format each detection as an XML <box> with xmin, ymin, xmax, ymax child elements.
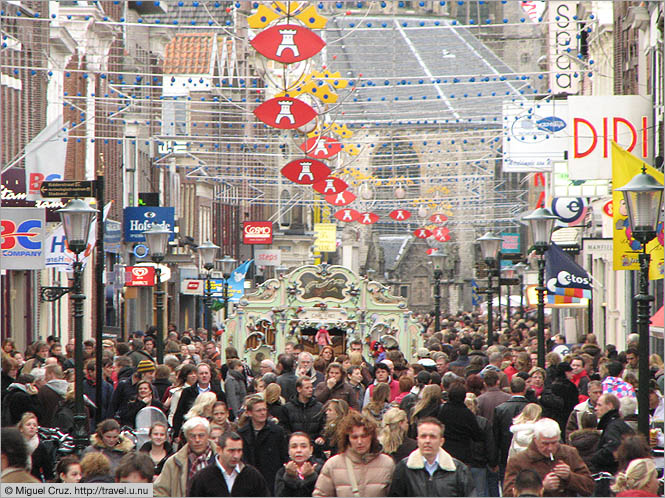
<box><xmin>651</xmin><ymin>306</ymin><xmax>664</xmax><ymax>329</ymax></box>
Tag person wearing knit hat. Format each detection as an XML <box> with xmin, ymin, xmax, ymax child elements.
<box><xmin>110</xmin><ymin>360</ymin><xmax>158</xmax><ymax>425</ymax></box>
<box><xmin>137</xmin><ymin>360</ymin><xmax>156</xmax><ymax>375</ymax></box>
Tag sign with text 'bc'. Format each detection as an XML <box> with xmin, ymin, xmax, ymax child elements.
<box><xmin>125</xmin><ymin>266</ymin><xmax>155</xmax><ymax>287</ymax></box>
<box><xmin>243</xmin><ymin>221</ymin><xmax>273</xmax><ymax>245</ymax></box>
<box><xmin>1</xmin><ymin>207</ymin><xmax>45</xmax><ymax>270</ymax></box>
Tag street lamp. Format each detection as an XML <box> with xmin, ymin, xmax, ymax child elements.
<box><xmin>513</xmin><ymin>262</ymin><xmax>529</xmax><ymax>317</ymax></box>
<box><xmin>616</xmin><ymin>166</ymin><xmax>664</xmax><ymax>438</ymax></box>
<box><xmin>57</xmin><ymin>199</ymin><xmax>96</xmax><ymax>454</ymax></box>
<box><xmin>144</xmin><ymin>224</ymin><xmax>171</xmax><ymax>364</ymax></box>
<box><xmin>197</xmin><ymin>241</ymin><xmax>219</xmax><ymax>341</ymax></box>
<box><xmin>429</xmin><ymin>249</ymin><xmax>446</xmax><ymax>333</ymax></box>
<box><xmin>524</xmin><ymin>207</ymin><xmax>557</xmax><ymax>368</ymax></box>
<box><xmin>502</xmin><ymin>266</ymin><xmax>516</xmax><ymax>330</ymax></box>
<box><xmin>477</xmin><ymin>232</ymin><xmax>502</xmax><ymax>346</ymax></box>
<box><xmin>220</xmin><ymin>255</ymin><xmax>237</xmax><ymax>321</ymax></box>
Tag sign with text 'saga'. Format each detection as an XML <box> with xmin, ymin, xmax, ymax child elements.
<box><xmin>281</xmin><ymin>159</ymin><xmax>330</xmax><ymax>185</ymax></box>
<box><xmin>251</xmin><ymin>24</ymin><xmax>325</xmax><ymax>64</ymax></box>
<box><xmin>123</xmin><ymin>207</ymin><xmax>175</xmax><ymax>243</ymax></box>
<box><xmin>243</xmin><ymin>221</ymin><xmax>273</xmax><ymax>245</ymax></box>
<box><xmin>254</xmin><ymin>97</ymin><xmax>317</xmax><ymax>130</ymax></box>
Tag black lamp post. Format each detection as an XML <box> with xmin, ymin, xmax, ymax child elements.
<box><xmin>513</xmin><ymin>262</ymin><xmax>528</xmax><ymax>317</ymax></box>
<box><xmin>197</xmin><ymin>241</ymin><xmax>219</xmax><ymax>341</ymax></box>
<box><xmin>502</xmin><ymin>266</ymin><xmax>516</xmax><ymax>330</ymax></box>
<box><xmin>220</xmin><ymin>255</ymin><xmax>237</xmax><ymax>321</ymax></box>
<box><xmin>429</xmin><ymin>250</ymin><xmax>446</xmax><ymax>333</ymax></box>
<box><xmin>616</xmin><ymin>166</ymin><xmax>664</xmax><ymax>438</ymax></box>
<box><xmin>524</xmin><ymin>207</ymin><xmax>557</xmax><ymax>368</ymax></box>
<box><xmin>57</xmin><ymin>199</ymin><xmax>96</xmax><ymax>454</ymax></box>
<box><xmin>144</xmin><ymin>225</ymin><xmax>171</xmax><ymax>364</ymax></box>
<box><xmin>478</xmin><ymin>232</ymin><xmax>502</xmax><ymax>346</ymax></box>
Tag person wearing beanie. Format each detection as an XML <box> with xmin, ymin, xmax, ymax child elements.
<box><xmin>110</xmin><ymin>360</ymin><xmax>158</xmax><ymax>424</ymax></box>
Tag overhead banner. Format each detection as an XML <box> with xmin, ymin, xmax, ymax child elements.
<box><xmin>314</xmin><ymin>223</ymin><xmax>337</xmax><ymax>252</ymax></box>
<box><xmin>24</xmin><ymin>116</ymin><xmax>69</xmax><ymax>200</ymax></box>
<box><xmin>1</xmin><ymin>207</ymin><xmax>46</xmax><ymax>270</ymax></box>
<box><xmin>545</xmin><ymin>242</ymin><xmax>592</xmax><ymax>302</ymax></box>
<box><xmin>611</xmin><ymin>142</ymin><xmax>663</xmax><ymax>280</ymax></box>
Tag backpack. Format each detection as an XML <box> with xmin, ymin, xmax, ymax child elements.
<box><xmin>51</xmin><ymin>398</ymin><xmax>75</xmax><ymax>435</ymax></box>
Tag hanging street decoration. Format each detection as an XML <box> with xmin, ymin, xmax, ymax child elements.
<box><xmin>300</xmin><ymin>136</ymin><xmax>343</xmax><ymax>159</ymax></box>
<box><xmin>313</xmin><ymin>177</ymin><xmax>348</xmax><ymax>195</ymax></box>
<box><xmin>334</xmin><ymin>208</ymin><xmax>360</xmax><ymax>223</ymax></box>
<box><xmin>280</xmin><ymin>158</ymin><xmax>330</xmax><ymax>185</ymax></box>
<box><xmin>430</xmin><ymin>214</ymin><xmax>448</xmax><ymax>224</ymax></box>
<box><xmin>247</xmin><ymin>3</ymin><xmax>328</xmax><ymax>30</ymax></box>
<box><xmin>250</xmin><ymin>24</ymin><xmax>325</xmax><ymax>64</ymax></box>
<box><xmin>277</xmin><ymin>69</ymin><xmax>349</xmax><ymax>105</ymax></box>
<box><xmin>433</xmin><ymin>227</ymin><xmax>451</xmax><ymax>242</ymax></box>
<box><xmin>325</xmin><ymin>191</ymin><xmax>356</xmax><ymax>206</ymax></box>
<box><xmin>253</xmin><ymin>97</ymin><xmax>317</xmax><ymax>129</ymax></box>
<box><xmin>389</xmin><ymin>209</ymin><xmax>411</xmax><ymax>221</ymax></box>
<box><xmin>413</xmin><ymin>228</ymin><xmax>433</xmax><ymax>239</ymax></box>
<box><xmin>358</xmin><ymin>212</ymin><xmax>380</xmax><ymax>225</ymax></box>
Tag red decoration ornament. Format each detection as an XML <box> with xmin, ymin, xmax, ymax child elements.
<box><xmin>334</xmin><ymin>208</ymin><xmax>360</xmax><ymax>222</ymax></box>
<box><xmin>413</xmin><ymin>228</ymin><xmax>432</xmax><ymax>239</ymax></box>
<box><xmin>358</xmin><ymin>212</ymin><xmax>379</xmax><ymax>225</ymax></box>
<box><xmin>253</xmin><ymin>97</ymin><xmax>317</xmax><ymax>129</ymax></box>
<box><xmin>426</xmin><ymin>248</ymin><xmax>442</xmax><ymax>256</ymax></box>
<box><xmin>299</xmin><ymin>136</ymin><xmax>343</xmax><ymax>159</ymax></box>
<box><xmin>325</xmin><ymin>191</ymin><xmax>356</xmax><ymax>206</ymax></box>
<box><xmin>280</xmin><ymin>159</ymin><xmax>330</xmax><ymax>185</ymax></box>
<box><xmin>433</xmin><ymin>227</ymin><xmax>451</xmax><ymax>242</ymax></box>
<box><xmin>389</xmin><ymin>209</ymin><xmax>411</xmax><ymax>221</ymax></box>
<box><xmin>312</xmin><ymin>177</ymin><xmax>348</xmax><ymax>195</ymax></box>
<box><xmin>251</xmin><ymin>24</ymin><xmax>325</xmax><ymax>64</ymax></box>
<box><xmin>430</xmin><ymin>213</ymin><xmax>448</xmax><ymax>224</ymax></box>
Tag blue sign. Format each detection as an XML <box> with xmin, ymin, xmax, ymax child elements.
<box><xmin>208</xmin><ymin>261</ymin><xmax>253</xmax><ymax>303</ymax></box>
<box><xmin>123</xmin><ymin>207</ymin><xmax>175</xmax><ymax>243</ymax></box>
<box><xmin>104</xmin><ymin>220</ymin><xmax>122</xmax><ymax>253</ymax></box>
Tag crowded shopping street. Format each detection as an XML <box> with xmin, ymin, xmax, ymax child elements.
<box><xmin>1</xmin><ymin>1</ymin><xmax>665</xmax><ymax>496</ymax></box>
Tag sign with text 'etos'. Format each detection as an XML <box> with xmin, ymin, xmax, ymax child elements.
<box><xmin>243</xmin><ymin>221</ymin><xmax>273</xmax><ymax>245</ymax></box>
<box><xmin>125</xmin><ymin>266</ymin><xmax>155</xmax><ymax>287</ymax></box>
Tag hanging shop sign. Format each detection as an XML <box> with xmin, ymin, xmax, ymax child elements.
<box><xmin>300</xmin><ymin>136</ymin><xmax>343</xmax><ymax>159</ymax></box>
<box><xmin>1</xmin><ymin>207</ymin><xmax>45</xmax><ymax>270</ymax></box>
<box><xmin>251</xmin><ymin>24</ymin><xmax>325</xmax><ymax>63</ymax></box>
<box><xmin>548</xmin><ymin>1</ymin><xmax>579</xmax><ymax>95</ymax></box>
<box><xmin>325</xmin><ymin>191</ymin><xmax>356</xmax><ymax>206</ymax></box>
<box><xmin>124</xmin><ymin>266</ymin><xmax>155</xmax><ymax>287</ymax></box>
<box><xmin>255</xmin><ymin>249</ymin><xmax>281</xmax><ymax>267</ymax></box>
<box><xmin>312</xmin><ymin>177</ymin><xmax>348</xmax><ymax>195</ymax></box>
<box><xmin>281</xmin><ymin>158</ymin><xmax>330</xmax><ymax>185</ymax></box>
<box><xmin>2</xmin><ymin>167</ymin><xmax>65</xmax><ymax>221</ymax></box>
<box><xmin>254</xmin><ymin>97</ymin><xmax>317</xmax><ymax>129</ymax></box>
<box><xmin>313</xmin><ymin>223</ymin><xmax>337</xmax><ymax>252</ymax></box>
<box><xmin>243</xmin><ymin>221</ymin><xmax>273</xmax><ymax>245</ymax></box>
<box><xmin>181</xmin><ymin>279</ymin><xmax>204</xmax><ymax>296</ymax></box>
<box><xmin>123</xmin><ymin>207</ymin><xmax>175</xmax><ymax>243</ymax></box>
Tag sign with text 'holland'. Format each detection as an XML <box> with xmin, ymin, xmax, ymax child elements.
<box><xmin>1</xmin><ymin>207</ymin><xmax>45</xmax><ymax>270</ymax></box>
<box><xmin>123</xmin><ymin>207</ymin><xmax>175</xmax><ymax>243</ymax></box>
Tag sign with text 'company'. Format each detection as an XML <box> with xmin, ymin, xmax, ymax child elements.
<box><xmin>243</xmin><ymin>221</ymin><xmax>273</xmax><ymax>245</ymax></box>
<box><xmin>123</xmin><ymin>207</ymin><xmax>175</xmax><ymax>243</ymax></box>
<box><xmin>1</xmin><ymin>207</ymin><xmax>45</xmax><ymax>270</ymax></box>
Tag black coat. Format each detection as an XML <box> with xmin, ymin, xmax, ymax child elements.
<box><xmin>274</xmin><ymin>459</ymin><xmax>322</xmax><ymax>497</ymax></box>
<box><xmin>30</xmin><ymin>440</ymin><xmax>56</xmax><ymax>482</ymax></box>
<box><xmin>2</xmin><ymin>385</ymin><xmax>42</xmax><ymax>426</ymax></box>
<box><xmin>82</xmin><ymin>378</ymin><xmax>114</xmax><ymax>428</ymax></box>
<box><xmin>276</xmin><ymin>371</ymin><xmax>298</xmax><ymax>403</ymax></box>
<box><xmin>152</xmin><ymin>378</ymin><xmax>172</xmax><ymax>403</ymax></box>
<box><xmin>172</xmin><ymin>382</ymin><xmax>226</xmax><ymax>437</ymax></box>
<box><xmin>389</xmin><ymin>437</ymin><xmax>418</xmax><ymax>463</ymax></box>
<box><xmin>591</xmin><ymin>409</ymin><xmax>634</xmax><ymax>474</ymax></box>
<box><xmin>125</xmin><ymin>397</ymin><xmax>166</xmax><ymax>428</ymax></box>
<box><xmin>189</xmin><ymin>462</ymin><xmax>269</xmax><ymax>497</ymax></box>
<box><xmin>437</xmin><ymin>402</ymin><xmax>483</xmax><ymax>465</ymax></box>
<box><xmin>388</xmin><ymin>452</ymin><xmax>475</xmax><ymax>497</ymax></box>
<box><xmin>282</xmin><ymin>397</ymin><xmax>324</xmax><ymax>439</ymax></box>
<box><xmin>238</xmin><ymin>420</ymin><xmax>288</xmax><ymax>493</ymax></box>
<box><xmin>139</xmin><ymin>441</ymin><xmax>174</xmax><ymax>475</ymax></box>
<box><xmin>111</xmin><ymin>377</ymin><xmax>159</xmax><ymax>426</ymax></box>
<box><xmin>493</xmin><ymin>396</ymin><xmax>529</xmax><ymax>465</ymax></box>
<box><xmin>468</xmin><ymin>414</ymin><xmax>498</xmax><ymax>468</ymax></box>
<box><xmin>540</xmin><ymin>378</ymin><xmax>579</xmax><ymax>433</ymax></box>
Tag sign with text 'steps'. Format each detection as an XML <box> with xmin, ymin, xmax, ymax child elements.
<box><xmin>243</xmin><ymin>221</ymin><xmax>273</xmax><ymax>245</ymax></box>
<box><xmin>123</xmin><ymin>207</ymin><xmax>175</xmax><ymax>243</ymax></box>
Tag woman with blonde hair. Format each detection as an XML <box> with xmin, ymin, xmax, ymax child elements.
<box><xmin>17</xmin><ymin>412</ymin><xmax>55</xmax><ymax>482</ymax></box>
<box><xmin>408</xmin><ymin>384</ymin><xmax>441</xmax><ymax>438</ymax></box>
<box><xmin>611</xmin><ymin>458</ymin><xmax>660</xmax><ymax>497</ymax></box>
<box><xmin>184</xmin><ymin>391</ymin><xmax>218</xmax><ymax>421</ymax></box>
<box><xmin>378</xmin><ymin>407</ymin><xmax>416</xmax><ymax>463</ymax></box>
<box><xmin>508</xmin><ymin>402</ymin><xmax>542</xmax><ymax>458</ymax></box>
<box><xmin>264</xmin><ymin>382</ymin><xmax>287</xmax><ymax>424</ymax></box>
<box><xmin>362</xmin><ymin>382</ymin><xmax>391</xmax><ymax>424</ymax></box>
<box><xmin>318</xmin><ymin>398</ymin><xmax>349</xmax><ymax>457</ymax></box>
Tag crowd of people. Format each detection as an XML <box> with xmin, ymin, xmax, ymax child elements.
<box><xmin>1</xmin><ymin>311</ymin><xmax>664</xmax><ymax>497</ymax></box>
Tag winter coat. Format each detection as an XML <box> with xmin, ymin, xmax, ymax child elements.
<box><xmin>110</xmin><ymin>376</ymin><xmax>159</xmax><ymax>425</ymax></box>
<box><xmin>152</xmin><ymin>378</ymin><xmax>172</xmax><ymax>403</ymax></box>
<box><xmin>476</xmin><ymin>386</ymin><xmax>511</xmax><ymax>425</ymax></box>
<box><xmin>82</xmin><ymin>378</ymin><xmax>114</xmax><ymax>428</ymax></box>
<box><xmin>363</xmin><ymin>402</ymin><xmax>391</xmax><ymax>425</ymax></box>
<box><xmin>2</xmin><ymin>383</ymin><xmax>42</xmax><ymax>426</ymax></box>
<box><xmin>508</xmin><ymin>422</ymin><xmax>536</xmax><ymax>459</ymax></box>
<box><xmin>274</xmin><ymin>459</ymin><xmax>322</xmax><ymax>497</ymax></box>
<box><xmin>267</xmin><ymin>400</ymin><xmax>288</xmax><ymax>425</ymax></box>
<box><xmin>313</xmin><ymin>448</ymin><xmax>395</xmax><ymax>497</ymax></box>
<box><xmin>225</xmin><ymin>369</ymin><xmax>247</xmax><ymax>419</ymax></box>
<box><xmin>125</xmin><ymin>396</ymin><xmax>166</xmax><ymax>428</ymax></box>
<box><xmin>282</xmin><ymin>396</ymin><xmax>325</xmax><ymax>439</ymax></box>
<box><xmin>407</xmin><ymin>401</ymin><xmax>440</xmax><ymax>439</ymax></box>
<box><xmin>277</xmin><ymin>371</ymin><xmax>299</xmax><ymax>402</ymax></box>
<box><xmin>568</xmin><ymin>428</ymin><xmax>601</xmax><ymax>472</ymax></box>
<box><xmin>541</xmin><ymin>378</ymin><xmax>579</xmax><ymax>433</ymax></box>
<box><xmin>503</xmin><ymin>439</ymin><xmax>594</xmax><ymax>497</ymax></box>
<box><xmin>437</xmin><ymin>401</ymin><xmax>483</xmax><ymax>465</ymax></box>
<box><xmin>21</xmin><ymin>356</ymin><xmax>45</xmax><ymax>376</ymax></box>
<box><xmin>364</xmin><ymin>379</ymin><xmax>401</xmax><ymax>406</ymax></box>
<box><xmin>189</xmin><ymin>460</ymin><xmax>269</xmax><ymax>497</ymax></box>
<box><xmin>493</xmin><ymin>395</ymin><xmax>529</xmax><ymax>465</ymax></box>
<box><xmin>127</xmin><ymin>349</ymin><xmax>154</xmax><ymax>368</ymax></box>
<box><xmin>139</xmin><ymin>441</ymin><xmax>174</xmax><ymax>475</ymax></box>
<box><xmin>37</xmin><ymin>379</ymin><xmax>69</xmax><ymax>427</ymax></box>
<box><xmin>591</xmin><ymin>408</ymin><xmax>634</xmax><ymax>474</ymax></box>
<box><xmin>82</xmin><ymin>433</ymin><xmax>135</xmax><ymax>474</ymax></box>
<box><xmin>172</xmin><ymin>382</ymin><xmax>226</xmax><ymax>437</ymax></box>
<box><xmin>315</xmin><ymin>379</ymin><xmax>359</xmax><ymax>411</ymax></box>
<box><xmin>29</xmin><ymin>439</ymin><xmax>56</xmax><ymax>482</ymax></box>
<box><xmin>388</xmin><ymin>447</ymin><xmax>475</xmax><ymax>497</ymax></box>
<box><xmin>468</xmin><ymin>414</ymin><xmax>497</xmax><ymax>469</ymax></box>
<box><xmin>0</xmin><ymin>467</ymin><xmax>40</xmax><ymax>483</ymax></box>
<box><xmin>565</xmin><ymin>398</ymin><xmax>595</xmax><ymax>441</ymax></box>
<box><xmin>1</xmin><ymin>370</ymin><xmax>15</xmax><ymax>400</ymax></box>
<box><xmin>238</xmin><ymin>420</ymin><xmax>289</xmax><ymax>492</ymax></box>
<box><xmin>154</xmin><ymin>442</ymin><xmax>220</xmax><ymax>497</ymax></box>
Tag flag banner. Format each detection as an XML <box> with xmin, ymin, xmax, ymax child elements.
<box><xmin>547</xmin><ymin>294</ymin><xmax>588</xmax><ymax>305</ymax></box>
<box><xmin>471</xmin><ymin>279</ymin><xmax>481</xmax><ymax>307</ymax></box>
<box><xmin>546</xmin><ymin>242</ymin><xmax>593</xmax><ymax>298</ymax></box>
<box><xmin>209</xmin><ymin>260</ymin><xmax>253</xmax><ymax>303</ymax></box>
<box><xmin>25</xmin><ymin>116</ymin><xmax>69</xmax><ymax>201</ymax></box>
<box><xmin>612</xmin><ymin>142</ymin><xmax>664</xmax><ymax>280</ymax></box>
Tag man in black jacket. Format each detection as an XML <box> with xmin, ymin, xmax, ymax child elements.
<box><xmin>189</xmin><ymin>431</ymin><xmax>269</xmax><ymax>497</ymax></box>
<box><xmin>494</xmin><ymin>377</ymin><xmax>529</xmax><ymax>477</ymax></box>
<box><xmin>282</xmin><ymin>377</ymin><xmax>324</xmax><ymax>441</ymax></box>
<box><xmin>172</xmin><ymin>362</ymin><xmax>226</xmax><ymax>438</ymax></box>
<box><xmin>238</xmin><ymin>397</ymin><xmax>288</xmax><ymax>493</ymax></box>
<box><xmin>591</xmin><ymin>393</ymin><xmax>634</xmax><ymax>474</ymax></box>
<box><xmin>276</xmin><ymin>354</ymin><xmax>298</xmax><ymax>402</ymax></box>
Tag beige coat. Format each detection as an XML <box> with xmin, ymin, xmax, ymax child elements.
<box><xmin>153</xmin><ymin>442</ymin><xmax>220</xmax><ymax>497</ymax></box>
<box><xmin>313</xmin><ymin>448</ymin><xmax>395</xmax><ymax>497</ymax></box>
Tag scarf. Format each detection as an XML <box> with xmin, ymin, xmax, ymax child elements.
<box><xmin>187</xmin><ymin>446</ymin><xmax>213</xmax><ymax>493</ymax></box>
<box><xmin>24</xmin><ymin>435</ymin><xmax>38</xmax><ymax>470</ymax></box>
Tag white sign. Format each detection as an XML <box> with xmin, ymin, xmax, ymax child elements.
<box><xmin>181</xmin><ymin>279</ymin><xmax>204</xmax><ymax>295</ymax></box>
<box><xmin>548</xmin><ymin>1</ymin><xmax>579</xmax><ymax>95</ymax></box>
<box><xmin>568</xmin><ymin>95</ymin><xmax>652</xmax><ymax>180</ymax></box>
<box><xmin>1</xmin><ymin>207</ymin><xmax>45</xmax><ymax>270</ymax></box>
<box><xmin>502</xmin><ymin>100</ymin><xmax>569</xmax><ymax>172</ymax></box>
<box><xmin>255</xmin><ymin>249</ymin><xmax>281</xmax><ymax>267</ymax></box>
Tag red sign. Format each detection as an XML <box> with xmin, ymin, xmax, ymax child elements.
<box><xmin>429</xmin><ymin>213</ymin><xmax>448</xmax><ymax>224</ymax></box>
<box><xmin>413</xmin><ymin>228</ymin><xmax>432</xmax><ymax>239</ymax></box>
<box><xmin>334</xmin><ymin>209</ymin><xmax>360</xmax><ymax>222</ymax></box>
<box><xmin>243</xmin><ymin>221</ymin><xmax>273</xmax><ymax>244</ymax></box>
<box><xmin>602</xmin><ymin>200</ymin><xmax>613</xmax><ymax>217</ymax></box>
<box><xmin>251</xmin><ymin>24</ymin><xmax>325</xmax><ymax>64</ymax></box>
<box><xmin>300</xmin><ymin>136</ymin><xmax>343</xmax><ymax>159</ymax></box>
<box><xmin>358</xmin><ymin>212</ymin><xmax>379</xmax><ymax>225</ymax></box>
<box><xmin>325</xmin><ymin>190</ymin><xmax>356</xmax><ymax>206</ymax></box>
<box><xmin>281</xmin><ymin>158</ymin><xmax>330</xmax><ymax>185</ymax></box>
<box><xmin>312</xmin><ymin>177</ymin><xmax>348</xmax><ymax>195</ymax></box>
<box><xmin>433</xmin><ymin>227</ymin><xmax>451</xmax><ymax>242</ymax></box>
<box><xmin>125</xmin><ymin>266</ymin><xmax>155</xmax><ymax>287</ymax></box>
<box><xmin>254</xmin><ymin>97</ymin><xmax>317</xmax><ymax>130</ymax></box>
<box><xmin>389</xmin><ymin>209</ymin><xmax>411</xmax><ymax>221</ymax></box>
